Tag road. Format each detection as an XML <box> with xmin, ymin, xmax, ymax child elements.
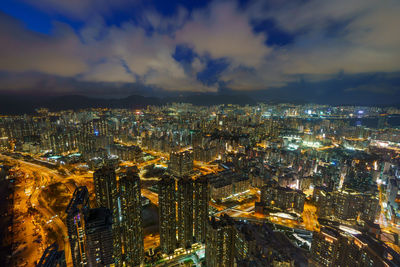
<box><xmin>302</xmin><ymin>202</ymin><xmax>319</xmax><ymax>231</ymax></box>
<box><xmin>210</xmin><ymin>188</ymin><xmax>319</xmax><ymax>232</ymax></box>
<box><xmin>144</xmin><ymin>234</ymin><xmax>160</xmax><ymax>250</ymax></box>
<box><xmin>2</xmin><ymin>152</ymin><xmax>175</xmax><ymax>267</ymax></box>
<box><xmin>0</xmin><ymin>154</ymin><xmax>73</xmax><ymax>266</ymax></box>
<box><xmin>30</xmin><ymin>181</ymin><xmax>72</xmax><ymax>267</ymax></box>
<box><xmin>142</xmin><ymin>189</ymin><xmax>159</xmax><ymax>206</ymax></box>
<box><xmin>2</xmin><ymin>150</ymin><xmax>321</xmax><ymax>266</ymax></box>
<box><xmin>8</xmin><ymin>169</ymin><xmax>44</xmax><ymax>267</ymax></box>
<box><xmin>377</xmin><ymin>182</ymin><xmax>400</xmax><ymax>253</ymax></box>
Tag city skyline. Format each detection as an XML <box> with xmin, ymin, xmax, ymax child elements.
<box><xmin>2</xmin><ymin>103</ymin><xmax>400</xmax><ymax>266</ymax></box>
<box><xmin>1</xmin><ymin>1</ymin><xmax>400</xmax><ymax>267</ymax></box>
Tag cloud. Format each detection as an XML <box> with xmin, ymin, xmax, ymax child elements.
<box><xmin>0</xmin><ymin>71</ymin><xmax>79</xmax><ymax>94</ymax></box>
<box><xmin>1</xmin><ymin>0</ymin><xmax>400</xmax><ymax>98</ymax></box>
<box><xmin>220</xmin><ymin>66</ymin><xmax>289</xmax><ymax>91</ymax></box>
<box><xmin>85</xmin><ymin>22</ymin><xmax>212</xmax><ymax>91</ymax></box>
<box><xmin>215</xmin><ymin>0</ymin><xmax>400</xmax><ymax>91</ymax></box>
<box><xmin>0</xmin><ymin>9</ymin><xmax>214</xmax><ymax>92</ymax></box>
<box><xmin>249</xmin><ymin>0</ymin><xmax>370</xmax><ymax>33</ymax></box>
<box><xmin>247</xmin><ymin>0</ymin><xmax>400</xmax><ymax>75</ymax></box>
<box><xmin>80</xmin><ymin>59</ymin><xmax>135</xmax><ymax>83</ymax></box>
<box><xmin>21</xmin><ymin>0</ymin><xmax>139</xmax><ymax>20</ymax></box>
<box><xmin>176</xmin><ymin>1</ymin><xmax>271</xmax><ymax>67</ymax></box>
<box><xmin>345</xmin><ymin>84</ymin><xmax>398</xmax><ymax>95</ymax></box>
<box><xmin>145</xmin><ymin>69</ymin><xmax>217</xmax><ymax>92</ymax></box>
<box><xmin>0</xmin><ymin>12</ymin><xmax>88</xmax><ymax>76</ymax></box>
<box><xmin>138</xmin><ymin>6</ymin><xmax>189</xmax><ymax>34</ymax></box>
<box><xmin>0</xmin><ymin>71</ymin><xmax>158</xmax><ymax>97</ymax></box>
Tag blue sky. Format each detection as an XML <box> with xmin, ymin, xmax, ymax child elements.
<box><xmin>0</xmin><ymin>0</ymin><xmax>399</xmax><ymax>104</ymax></box>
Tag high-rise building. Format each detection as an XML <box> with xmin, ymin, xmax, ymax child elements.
<box><xmin>387</xmin><ymin>178</ymin><xmax>398</xmax><ymax>206</ymax></box>
<box><xmin>83</xmin><ymin>118</ymin><xmax>109</xmax><ymax>136</ymax></box>
<box><xmin>205</xmin><ymin>216</ymin><xmax>235</xmax><ymax>267</ymax></box>
<box><xmin>333</xmin><ymin>190</ymin><xmax>363</xmax><ymax>221</ymax></box>
<box><xmin>169</xmin><ymin>151</ymin><xmax>193</xmax><ymax>177</ymax></box>
<box><xmin>37</xmin><ymin>243</ymin><xmax>66</xmax><ymax>267</ymax></box>
<box><xmin>259</xmin><ymin>182</ymin><xmax>305</xmax><ymax>214</ymax></box>
<box><xmin>92</xmin><ymin>166</ymin><xmax>120</xmax><ymax>265</ymax></box>
<box><xmin>93</xmin><ymin>166</ymin><xmax>117</xmax><ymax>210</ymax></box>
<box><xmin>233</xmin><ymin>220</ymin><xmax>308</xmax><ymax>266</ymax></box>
<box><xmin>158</xmin><ymin>175</ymin><xmax>177</xmax><ymax>254</ymax></box>
<box><xmin>344</xmin><ymin>234</ymin><xmax>400</xmax><ymax>266</ymax></box>
<box><xmin>311</xmin><ymin>226</ymin><xmax>400</xmax><ymax>266</ymax></box>
<box><xmin>119</xmin><ymin>169</ymin><xmax>144</xmax><ymax>266</ymax></box>
<box><xmin>85</xmin><ymin>208</ymin><xmax>114</xmax><ymax>267</ymax></box>
<box><xmin>206</xmin><ymin>215</ymin><xmax>308</xmax><ymax>267</ymax></box>
<box><xmin>310</xmin><ymin>227</ymin><xmax>343</xmax><ymax>266</ymax></box>
<box><xmin>194</xmin><ymin>175</ymin><xmax>209</xmax><ymax>243</ymax></box>
<box><xmin>65</xmin><ymin>186</ymin><xmax>90</xmax><ymax>267</ymax></box>
<box><xmin>314</xmin><ymin>188</ymin><xmax>380</xmax><ymax>223</ymax></box>
<box><xmin>377</xmin><ymin>115</ymin><xmax>388</xmax><ymax>129</ymax></box>
<box><xmin>313</xmin><ymin>186</ymin><xmax>334</xmax><ymax>218</ymax></box>
<box><xmin>177</xmin><ymin>176</ymin><xmax>194</xmax><ymax>249</ymax></box>
<box><xmin>360</xmin><ymin>194</ymin><xmax>380</xmax><ymax>222</ymax></box>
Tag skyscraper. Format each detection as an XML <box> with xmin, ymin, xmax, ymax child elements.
<box><xmin>92</xmin><ymin>166</ymin><xmax>120</xmax><ymax>265</ymax></box>
<box><xmin>205</xmin><ymin>216</ymin><xmax>235</xmax><ymax>267</ymax></box>
<box><xmin>158</xmin><ymin>174</ymin><xmax>177</xmax><ymax>254</ymax></box>
<box><xmin>65</xmin><ymin>186</ymin><xmax>90</xmax><ymax>267</ymax></box>
<box><xmin>259</xmin><ymin>182</ymin><xmax>305</xmax><ymax>213</ymax></box>
<box><xmin>205</xmin><ymin>215</ymin><xmax>308</xmax><ymax>266</ymax></box>
<box><xmin>83</xmin><ymin>117</ymin><xmax>109</xmax><ymax>136</ymax></box>
<box><xmin>194</xmin><ymin>175</ymin><xmax>209</xmax><ymax>243</ymax></box>
<box><xmin>119</xmin><ymin>169</ymin><xmax>144</xmax><ymax>266</ymax></box>
<box><xmin>169</xmin><ymin>151</ymin><xmax>193</xmax><ymax>177</ymax></box>
<box><xmin>177</xmin><ymin>176</ymin><xmax>194</xmax><ymax>249</ymax></box>
<box><xmin>85</xmin><ymin>208</ymin><xmax>114</xmax><ymax>267</ymax></box>
<box><xmin>310</xmin><ymin>227</ymin><xmax>343</xmax><ymax>266</ymax></box>
<box><xmin>37</xmin><ymin>243</ymin><xmax>66</xmax><ymax>267</ymax></box>
<box><xmin>311</xmin><ymin>226</ymin><xmax>400</xmax><ymax>266</ymax></box>
<box><xmin>93</xmin><ymin>166</ymin><xmax>117</xmax><ymax>210</ymax></box>
<box><xmin>333</xmin><ymin>190</ymin><xmax>363</xmax><ymax>221</ymax></box>
<box><xmin>377</xmin><ymin>115</ymin><xmax>388</xmax><ymax>129</ymax></box>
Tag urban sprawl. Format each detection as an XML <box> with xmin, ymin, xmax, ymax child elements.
<box><xmin>2</xmin><ymin>103</ymin><xmax>400</xmax><ymax>266</ymax></box>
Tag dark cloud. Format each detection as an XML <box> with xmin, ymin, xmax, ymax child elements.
<box><xmin>0</xmin><ymin>0</ymin><xmax>399</xmax><ymax>104</ymax></box>
<box><xmin>21</xmin><ymin>0</ymin><xmax>140</xmax><ymax>20</ymax></box>
<box><xmin>244</xmin><ymin>72</ymin><xmax>400</xmax><ymax>105</ymax></box>
<box><xmin>0</xmin><ymin>12</ymin><xmax>88</xmax><ymax>76</ymax></box>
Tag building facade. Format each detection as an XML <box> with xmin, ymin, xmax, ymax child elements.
<box><xmin>92</xmin><ymin>166</ymin><xmax>121</xmax><ymax>265</ymax></box>
<box><xmin>177</xmin><ymin>176</ymin><xmax>194</xmax><ymax>249</ymax></box>
<box><xmin>194</xmin><ymin>176</ymin><xmax>209</xmax><ymax>244</ymax></box>
<box><xmin>118</xmin><ymin>170</ymin><xmax>144</xmax><ymax>266</ymax></box>
<box><xmin>158</xmin><ymin>175</ymin><xmax>177</xmax><ymax>254</ymax></box>
<box><xmin>85</xmin><ymin>208</ymin><xmax>114</xmax><ymax>267</ymax></box>
<box><xmin>169</xmin><ymin>151</ymin><xmax>193</xmax><ymax>177</ymax></box>
<box><xmin>65</xmin><ymin>186</ymin><xmax>90</xmax><ymax>267</ymax></box>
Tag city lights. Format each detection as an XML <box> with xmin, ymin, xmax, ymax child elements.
<box><xmin>0</xmin><ymin>0</ymin><xmax>399</xmax><ymax>265</ymax></box>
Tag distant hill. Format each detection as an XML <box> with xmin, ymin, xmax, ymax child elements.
<box><xmin>0</xmin><ymin>93</ymin><xmax>256</xmax><ymax>115</ymax></box>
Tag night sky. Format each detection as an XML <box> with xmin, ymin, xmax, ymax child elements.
<box><xmin>0</xmin><ymin>0</ymin><xmax>399</xmax><ymax>104</ymax></box>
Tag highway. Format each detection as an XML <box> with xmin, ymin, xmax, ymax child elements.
<box><xmin>210</xmin><ymin>188</ymin><xmax>319</xmax><ymax>232</ymax></box>
<box><xmin>1</xmin><ymin>154</ymin><xmax>74</xmax><ymax>266</ymax></box>
<box><xmin>302</xmin><ymin>203</ymin><xmax>319</xmax><ymax>231</ymax></box>
<box><xmin>377</xmin><ymin>182</ymin><xmax>400</xmax><ymax>253</ymax></box>
<box><xmin>2</xmin><ymin>151</ymin><xmax>172</xmax><ymax>266</ymax></box>
<box><xmin>142</xmin><ymin>189</ymin><xmax>159</xmax><ymax>206</ymax></box>
<box><xmin>3</xmin><ymin>150</ymin><xmax>321</xmax><ymax>266</ymax></box>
